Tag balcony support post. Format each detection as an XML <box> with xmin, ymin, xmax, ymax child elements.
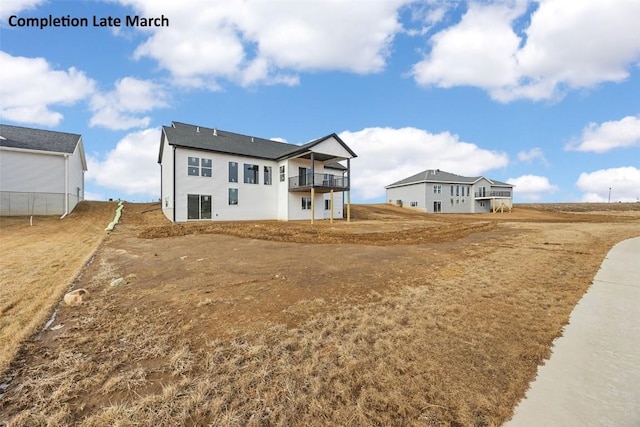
<box><xmin>311</xmin><ymin>187</ymin><xmax>315</xmax><ymax>225</ymax></box>
<box><xmin>347</xmin><ymin>158</ymin><xmax>351</xmax><ymax>223</ymax></box>
<box><xmin>330</xmin><ymin>189</ymin><xmax>334</xmax><ymax>223</ymax></box>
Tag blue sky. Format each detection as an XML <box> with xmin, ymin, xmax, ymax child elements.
<box><xmin>1</xmin><ymin>0</ymin><xmax>639</xmax><ymax>203</ymax></box>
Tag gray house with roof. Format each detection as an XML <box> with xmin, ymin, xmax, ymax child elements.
<box><xmin>0</xmin><ymin>124</ymin><xmax>87</xmax><ymax>216</ymax></box>
<box><xmin>385</xmin><ymin>169</ymin><xmax>513</xmax><ymax>213</ymax></box>
<box><xmin>158</xmin><ymin>122</ymin><xmax>357</xmax><ymax>222</ymax></box>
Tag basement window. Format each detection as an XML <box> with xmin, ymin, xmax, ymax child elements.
<box><xmin>302</xmin><ymin>197</ymin><xmax>311</xmax><ymax>210</ymax></box>
<box><xmin>229</xmin><ymin>162</ymin><xmax>238</xmax><ymax>182</ymax></box>
<box><xmin>229</xmin><ymin>188</ymin><xmax>238</xmax><ymax>205</ymax></box>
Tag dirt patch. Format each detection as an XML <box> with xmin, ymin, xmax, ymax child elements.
<box><xmin>1</xmin><ymin>202</ymin><xmax>639</xmax><ymax>426</ymax></box>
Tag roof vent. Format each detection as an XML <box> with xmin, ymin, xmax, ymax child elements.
<box><xmin>213</xmin><ymin>128</ymin><xmax>217</xmax><ymax>136</ymax></box>
<box><xmin>251</xmin><ymin>137</ymin><xmax>254</xmax><ymax>142</ymax></box>
<box><xmin>196</xmin><ymin>126</ymin><xmax>200</xmax><ymax>133</ymax></box>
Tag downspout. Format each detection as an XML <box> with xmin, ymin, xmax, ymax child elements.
<box><xmin>60</xmin><ymin>154</ymin><xmax>69</xmax><ymax>219</ymax></box>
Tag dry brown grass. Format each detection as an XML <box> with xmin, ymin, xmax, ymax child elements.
<box><xmin>0</xmin><ymin>201</ymin><xmax>116</xmax><ymax>374</ymax></box>
<box><xmin>1</xmin><ymin>202</ymin><xmax>639</xmax><ymax>426</ymax></box>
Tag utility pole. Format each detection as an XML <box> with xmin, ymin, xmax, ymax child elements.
<box><xmin>608</xmin><ymin>187</ymin><xmax>611</xmax><ymax>203</ymax></box>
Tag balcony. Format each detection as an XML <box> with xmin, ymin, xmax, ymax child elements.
<box><xmin>475</xmin><ymin>190</ymin><xmax>512</xmax><ymax>198</ymax></box>
<box><xmin>289</xmin><ymin>173</ymin><xmax>349</xmax><ymax>193</ymax></box>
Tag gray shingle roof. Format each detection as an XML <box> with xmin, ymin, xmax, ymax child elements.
<box><xmin>159</xmin><ymin>122</ymin><xmax>356</xmax><ymax>163</ymax></box>
<box><xmin>0</xmin><ymin>124</ymin><xmax>81</xmax><ymax>154</ymax></box>
<box><xmin>386</xmin><ymin>169</ymin><xmax>513</xmax><ymax>188</ymax></box>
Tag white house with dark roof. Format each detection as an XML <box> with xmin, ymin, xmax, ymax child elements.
<box><xmin>158</xmin><ymin>121</ymin><xmax>357</xmax><ymax>222</ymax></box>
<box><xmin>0</xmin><ymin>124</ymin><xmax>87</xmax><ymax>216</ymax></box>
<box><xmin>385</xmin><ymin>169</ymin><xmax>513</xmax><ymax>213</ymax></box>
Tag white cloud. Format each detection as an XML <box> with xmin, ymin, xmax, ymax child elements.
<box><xmin>566</xmin><ymin>115</ymin><xmax>640</xmax><ymax>153</ymax></box>
<box><xmin>339</xmin><ymin>127</ymin><xmax>509</xmax><ymax>201</ymax></box>
<box><xmin>576</xmin><ymin>166</ymin><xmax>640</xmax><ymax>202</ymax></box>
<box><xmin>412</xmin><ymin>1</ymin><xmax>524</xmax><ymax>90</ymax></box>
<box><xmin>117</xmin><ymin>0</ymin><xmax>409</xmax><ymax>88</ymax></box>
<box><xmin>83</xmin><ymin>191</ymin><xmax>107</xmax><ymax>202</ymax></box>
<box><xmin>0</xmin><ymin>0</ymin><xmax>45</xmax><ymax>19</ymax></box>
<box><xmin>412</xmin><ymin>0</ymin><xmax>640</xmax><ymax>102</ymax></box>
<box><xmin>517</xmin><ymin>147</ymin><xmax>548</xmax><ymax>166</ymax></box>
<box><xmin>89</xmin><ymin>77</ymin><xmax>168</xmax><ymax>130</ymax></box>
<box><xmin>0</xmin><ymin>51</ymin><xmax>95</xmax><ymax>126</ymax></box>
<box><xmin>507</xmin><ymin>174</ymin><xmax>558</xmax><ymax>201</ymax></box>
<box><xmin>86</xmin><ymin>127</ymin><xmax>161</xmax><ymax>197</ymax></box>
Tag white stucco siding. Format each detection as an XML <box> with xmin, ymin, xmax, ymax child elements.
<box><xmin>67</xmin><ymin>143</ymin><xmax>85</xmax><ymax>211</ymax></box>
<box><xmin>276</xmin><ymin>160</ymin><xmax>289</xmax><ymax>220</ymax></box>
<box><xmin>160</xmin><ymin>136</ymin><xmax>175</xmax><ymax>221</ymax></box>
<box><xmin>173</xmin><ymin>148</ymin><xmax>279</xmax><ymax>222</ymax></box>
<box><xmin>323</xmin><ymin>191</ymin><xmax>344</xmax><ymax>219</ymax></box>
<box><xmin>386</xmin><ymin>183</ymin><xmax>427</xmax><ymax>211</ymax></box>
<box><xmin>309</xmin><ymin>136</ymin><xmax>352</xmax><ymax>159</ymax></box>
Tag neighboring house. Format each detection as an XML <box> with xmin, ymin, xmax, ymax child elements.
<box><xmin>0</xmin><ymin>124</ymin><xmax>87</xmax><ymax>216</ymax></box>
<box><xmin>385</xmin><ymin>169</ymin><xmax>513</xmax><ymax>213</ymax></box>
<box><xmin>158</xmin><ymin>122</ymin><xmax>357</xmax><ymax>222</ymax></box>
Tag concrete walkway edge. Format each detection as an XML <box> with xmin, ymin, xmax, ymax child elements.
<box><xmin>505</xmin><ymin>236</ymin><xmax>640</xmax><ymax>427</ymax></box>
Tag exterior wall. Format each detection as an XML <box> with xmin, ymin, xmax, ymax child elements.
<box><xmin>309</xmin><ymin>137</ymin><xmax>352</xmax><ymax>159</ymax></box>
<box><xmin>173</xmin><ymin>147</ymin><xmax>280</xmax><ymax>222</ymax></box>
<box><xmin>160</xmin><ymin>136</ymin><xmax>175</xmax><ymax>221</ymax></box>
<box><xmin>0</xmin><ymin>149</ymin><xmax>68</xmax><ymax>215</ymax></box>
<box><xmin>323</xmin><ymin>190</ymin><xmax>343</xmax><ymax>219</ymax></box>
<box><xmin>386</xmin><ymin>183</ymin><xmax>427</xmax><ymax>211</ymax></box>
<box><xmin>162</xmin><ymin>141</ymin><xmax>352</xmax><ymax>222</ymax></box>
<box><xmin>441</xmin><ymin>182</ymin><xmax>474</xmax><ymax>213</ymax></box>
<box><xmin>387</xmin><ymin>181</ymin><xmax>478</xmax><ymax>213</ymax></box>
<box><xmin>67</xmin><ymin>143</ymin><xmax>85</xmax><ymax>213</ymax></box>
<box><xmin>0</xmin><ymin>192</ymin><xmax>64</xmax><ymax>216</ymax></box>
<box><xmin>286</xmin><ymin>157</ymin><xmax>328</xmax><ymax>221</ymax></box>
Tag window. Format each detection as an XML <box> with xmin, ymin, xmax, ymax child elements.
<box><xmin>229</xmin><ymin>188</ymin><xmax>238</xmax><ymax>205</ymax></box>
<box><xmin>188</xmin><ymin>157</ymin><xmax>212</xmax><ymax>177</ymax></box>
<box><xmin>264</xmin><ymin>166</ymin><xmax>272</xmax><ymax>185</ymax></box>
<box><xmin>433</xmin><ymin>185</ymin><xmax>441</xmax><ymax>194</ymax></box>
<box><xmin>201</xmin><ymin>158</ymin><xmax>212</xmax><ymax>177</ymax></box>
<box><xmin>466</xmin><ymin>187</ymin><xmax>470</xmax><ymax>197</ymax></box>
<box><xmin>433</xmin><ymin>201</ymin><xmax>442</xmax><ymax>212</ymax></box>
<box><xmin>451</xmin><ymin>185</ymin><xmax>454</xmax><ymax>196</ymax></box>
<box><xmin>450</xmin><ymin>198</ymin><xmax>454</xmax><ymax>206</ymax></box>
<box><xmin>279</xmin><ymin>165</ymin><xmax>285</xmax><ymax>182</ymax></box>
<box><xmin>188</xmin><ymin>157</ymin><xmax>199</xmax><ymax>176</ymax></box>
<box><xmin>479</xmin><ymin>201</ymin><xmax>486</xmax><ymax>207</ymax></box>
<box><xmin>324</xmin><ymin>199</ymin><xmax>330</xmax><ymax>210</ymax></box>
<box><xmin>229</xmin><ymin>162</ymin><xmax>238</xmax><ymax>182</ymax></box>
<box><xmin>302</xmin><ymin>197</ymin><xmax>311</xmax><ymax>210</ymax></box>
<box><xmin>244</xmin><ymin>163</ymin><xmax>259</xmax><ymax>184</ymax></box>
<box><xmin>456</xmin><ymin>185</ymin><xmax>460</xmax><ymax>196</ymax></box>
<box><xmin>187</xmin><ymin>194</ymin><xmax>212</xmax><ymax>220</ymax></box>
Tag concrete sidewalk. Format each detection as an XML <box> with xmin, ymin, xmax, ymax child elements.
<box><xmin>505</xmin><ymin>236</ymin><xmax>640</xmax><ymax>427</ymax></box>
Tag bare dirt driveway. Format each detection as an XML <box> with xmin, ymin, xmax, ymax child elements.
<box><xmin>1</xmin><ymin>202</ymin><xmax>639</xmax><ymax>426</ymax></box>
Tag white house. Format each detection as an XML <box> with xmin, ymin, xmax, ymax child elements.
<box><xmin>158</xmin><ymin>122</ymin><xmax>357</xmax><ymax>222</ymax></box>
<box><xmin>385</xmin><ymin>169</ymin><xmax>513</xmax><ymax>213</ymax></box>
<box><xmin>0</xmin><ymin>124</ymin><xmax>87</xmax><ymax>216</ymax></box>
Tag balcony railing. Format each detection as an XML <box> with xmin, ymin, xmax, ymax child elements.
<box><xmin>289</xmin><ymin>173</ymin><xmax>349</xmax><ymax>191</ymax></box>
<box><xmin>475</xmin><ymin>190</ymin><xmax>512</xmax><ymax>198</ymax></box>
